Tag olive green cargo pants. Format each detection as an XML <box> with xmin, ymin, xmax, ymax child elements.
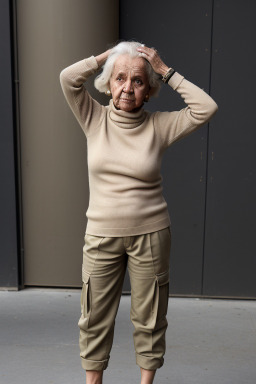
<box><xmin>78</xmin><ymin>227</ymin><xmax>171</xmax><ymax>371</ymax></box>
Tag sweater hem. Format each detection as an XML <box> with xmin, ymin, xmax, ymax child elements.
<box><xmin>85</xmin><ymin>216</ymin><xmax>171</xmax><ymax>237</ymax></box>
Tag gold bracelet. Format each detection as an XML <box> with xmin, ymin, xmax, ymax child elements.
<box><xmin>162</xmin><ymin>68</ymin><xmax>176</xmax><ymax>83</ymax></box>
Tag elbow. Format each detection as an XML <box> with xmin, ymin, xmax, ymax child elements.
<box><xmin>59</xmin><ymin>68</ymin><xmax>67</xmax><ymax>86</ymax></box>
<box><xmin>59</xmin><ymin>69</ymin><xmax>72</xmax><ymax>95</ymax></box>
<box><xmin>203</xmin><ymin>99</ymin><xmax>218</xmax><ymax>123</ymax></box>
<box><xmin>189</xmin><ymin>100</ymin><xmax>218</xmax><ymax>125</ymax></box>
<box><xmin>209</xmin><ymin>99</ymin><xmax>218</xmax><ymax>116</ymax></box>
<box><xmin>59</xmin><ymin>67</ymin><xmax>72</xmax><ymax>88</ymax></box>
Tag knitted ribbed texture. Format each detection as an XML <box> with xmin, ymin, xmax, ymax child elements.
<box><xmin>60</xmin><ymin>57</ymin><xmax>218</xmax><ymax>236</ymax></box>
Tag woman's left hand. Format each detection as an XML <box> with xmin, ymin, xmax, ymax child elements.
<box><xmin>136</xmin><ymin>45</ymin><xmax>170</xmax><ymax>76</ymax></box>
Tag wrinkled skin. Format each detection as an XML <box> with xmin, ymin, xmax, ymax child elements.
<box><xmin>109</xmin><ymin>54</ymin><xmax>150</xmax><ymax>112</ymax></box>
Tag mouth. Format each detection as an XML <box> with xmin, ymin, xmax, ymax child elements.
<box><xmin>119</xmin><ymin>98</ymin><xmax>135</xmax><ymax>103</ymax></box>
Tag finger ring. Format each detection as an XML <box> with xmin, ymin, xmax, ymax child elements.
<box><xmin>141</xmin><ymin>44</ymin><xmax>145</xmax><ymax>47</ymax></box>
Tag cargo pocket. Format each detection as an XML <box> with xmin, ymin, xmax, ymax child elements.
<box><xmin>151</xmin><ymin>270</ymin><xmax>169</xmax><ymax>329</ymax></box>
<box><xmin>78</xmin><ymin>265</ymin><xmax>91</xmax><ymax>331</ymax></box>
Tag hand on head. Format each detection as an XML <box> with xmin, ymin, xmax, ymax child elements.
<box><xmin>94</xmin><ymin>41</ymin><xmax>167</xmax><ymax>111</ymax></box>
<box><xmin>136</xmin><ymin>45</ymin><xmax>169</xmax><ymax>76</ymax></box>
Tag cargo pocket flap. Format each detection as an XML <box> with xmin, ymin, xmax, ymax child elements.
<box><xmin>82</xmin><ymin>265</ymin><xmax>90</xmax><ymax>284</ymax></box>
<box><xmin>156</xmin><ymin>270</ymin><xmax>169</xmax><ymax>286</ymax></box>
<box><xmin>80</xmin><ymin>266</ymin><xmax>91</xmax><ymax>321</ymax></box>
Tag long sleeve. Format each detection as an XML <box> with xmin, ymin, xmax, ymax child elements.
<box><xmin>60</xmin><ymin>56</ymin><xmax>105</xmax><ymax>137</ymax></box>
<box><xmin>153</xmin><ymin>72</ymin><xmax>218</xmax><ymax>148</ymax></box>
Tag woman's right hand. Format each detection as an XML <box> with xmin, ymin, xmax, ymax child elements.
<box><xmin>95</xmin><ymin>49</ymin><xmax>112</xmax><ymax>67</ymax></box>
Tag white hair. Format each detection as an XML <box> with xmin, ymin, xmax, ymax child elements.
<box><xmin>94</xmin><ymin>41</ymin><xmax>162</xmax><ymax>97</ymax></box>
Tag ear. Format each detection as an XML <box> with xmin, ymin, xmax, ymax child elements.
<box><xmin>148</xmin><ymin>86</ymin><xmax>155</xmax><ymax>97</ymax></box>
<box><xmin>145</xmin><ymin>86</ymin><xmax>154</xmax><ymax>101</ymax></box>
<box><xmin>144</xmin><ymin>94</ymin><xmax>150</xmax><ymax>102</ymax></box>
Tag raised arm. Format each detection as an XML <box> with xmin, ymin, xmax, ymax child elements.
<box><xmin>59</xmin><ymin>49</ymin><xmax>111</xmax><ymax>137</ymax></box>
<box><xmin>137</xmin><ymin>45</ymin><xmax>218</xmax><ymax>147</ymax></box>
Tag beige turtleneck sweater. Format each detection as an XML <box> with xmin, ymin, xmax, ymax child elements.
<box><xmin>60</xmin><ymin>56</ymin><xmax>218</xmax><ymax>237</ymax></box>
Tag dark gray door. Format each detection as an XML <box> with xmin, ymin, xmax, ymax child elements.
<box><xmin>120</xmin><ymin>0</ymin><xmax>256</xmax><ymax>298</ymax></box>
<box><xmin>0</xmin><ymin>0</ymin><xmax>20</xmax><ymax>289</ymax></box>
<box><xmin>120</xmin><ymin>0</ymin><xmax>214</xmax><ymax>295</ymax></box>
<box><xmin>203</xmin><ymin>0</ymin><xmax>256</xmax><ymax>298</ymax></box>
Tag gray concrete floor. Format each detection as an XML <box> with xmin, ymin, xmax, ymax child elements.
<box><xmin>0</xmin><ymin>290</ymin><xmax>255</xmax><ymax>384</ymax></box>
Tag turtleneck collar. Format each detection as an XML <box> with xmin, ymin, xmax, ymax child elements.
<box><xmin>108</xmin><ymin>99</ymin><xmax>147</xmax><ymax>129</ymax></box>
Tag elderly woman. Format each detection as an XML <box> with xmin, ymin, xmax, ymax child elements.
<box><xmin>60</xmin><ymin>41</ymin><xmax>217</xmax><ymax>384</ymax></box>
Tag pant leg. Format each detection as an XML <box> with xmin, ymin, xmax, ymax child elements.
<box><xmin>127</xmin><ymin>227</ymin><xmax>171</xmax><ymax>370</ymax></box>
<box><xmin>78</xmin><ymin>234</ymin><xmax>126</xmax><ymax>371</ymax></box>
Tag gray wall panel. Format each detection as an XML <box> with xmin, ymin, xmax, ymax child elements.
<box><xmin>203</xmin><ymin>0</ymin><xmax>256</xmax><ymax>297</ymax></box>
<box><xmin>0</xmin><ymin>0</ymin><xmax>19</xmax><ymax>288</ymax></box>
<box><xmin>17</xmin><ymin>0</ymin><xmax>119</xmax><ymax>287</ymax></box>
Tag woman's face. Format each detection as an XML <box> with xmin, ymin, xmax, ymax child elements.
<box><xmin>109</xmin><ymin>54</ymin><xmax>150</xmax><ymax>112</ymax></box>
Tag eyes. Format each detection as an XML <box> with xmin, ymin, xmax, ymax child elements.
<box><xmin>116</xmin><ymin>76</ymin><xmax>143</xmax><ymax>86</ymax></box>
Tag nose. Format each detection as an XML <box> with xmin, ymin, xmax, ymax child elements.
<box><xmin>123</xmin><ymin>79</ymin><xmax>133</xmax><ymax>93</ymax></box>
